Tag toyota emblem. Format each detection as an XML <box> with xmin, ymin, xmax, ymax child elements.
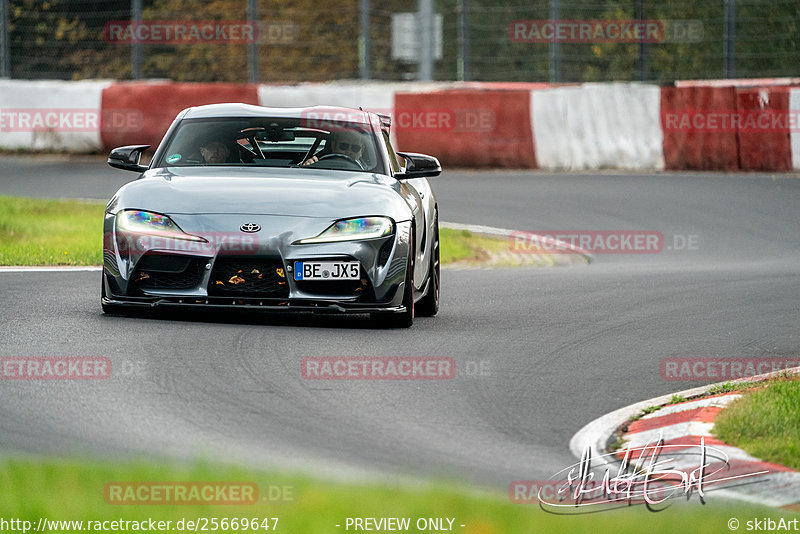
<box><xmin>240</xmin><ymin>223</ymin><xmax>261</xmax><ymax>233</ymax></box>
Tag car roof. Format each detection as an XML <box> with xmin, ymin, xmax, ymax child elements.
<box><xmin>181</xmin><ymin>103</ymin><xmax>375</xmax><ymax>125</ymax></box>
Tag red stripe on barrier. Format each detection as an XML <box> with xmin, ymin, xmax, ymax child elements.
<box><xmin>393</xmin><ymin>90</ymin><xmax>538</xmax><ymax>168</ymax></box>
<box><xmin>100</xmin><ymin>82</ymin><xmax>259</xmax><ymax>151</ymax></box>
<box><xmin>661</xmin><ymin>86</ymin><xmax>739</xmax><ymax>170</ymax></box>
<box><xmin>736</xmin><ymin>87</ymin><xmax>792</xmax><ymax>171</ymax></box>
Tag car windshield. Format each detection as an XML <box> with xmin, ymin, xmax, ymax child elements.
<box><xmin>155</xmin><ymin>117</ymin><xmax>383</xmax><ymax>174</ymax></box>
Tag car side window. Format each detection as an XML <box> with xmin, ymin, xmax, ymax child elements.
<box><xmin>381</xmin><ymin>131</ymin><xmax>402</xmax><ymax>174</ymax></box>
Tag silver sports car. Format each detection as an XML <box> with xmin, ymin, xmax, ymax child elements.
<box><xmin>102</xmin><ymin>103</ymin><xmax>440</xmax><ymax>327</ymax></box>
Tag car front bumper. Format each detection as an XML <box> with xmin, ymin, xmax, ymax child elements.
<box><xmin>103</xmin><ymin>213</ymin><xmax>412</xmax><ymax>314</ymax></box>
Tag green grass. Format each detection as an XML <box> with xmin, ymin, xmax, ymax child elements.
<box><xmin>713</xmin><ymin>377</ymin><xmax>800</xmax><ymax>470</ymax></box>
<box><xmin>639</xmin><ymin>405</ymin><xmax>662</xmax><ymax>416</ymax></box>
<box><xmin>0</xmin><ymin>196</ymin><xmax>516</xmax><ymax>267</ymax></box>
<box><xmin>0</xmin><ymin>456</ymin><xmax>793</xmax><ymax>533</ymax></box>
<box><xmin>0</xmin><ymin>195</ymin><xmax>105</xmax><ymax>265</ymax></box>
<box><xmin>708</xmin><ymin>380</ymin><xmax>757</xmax><ymax>395</ymax></box>
<box><xmin>440</xmin><ymin>228</ymin><xmax>513</xmax><ymax>265</ymax></box>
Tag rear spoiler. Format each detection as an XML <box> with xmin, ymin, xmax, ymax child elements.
<box><xmin>376</xmin><ymin>113</ymin><xmax>392</xmax><ymax>131</ymax></box>
<box><xmin>358</xmin><ymin>106</ymin><xmax>391</xmax><ymax>132</ymax></box>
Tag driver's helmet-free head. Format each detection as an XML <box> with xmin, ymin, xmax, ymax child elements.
<box><xmin>330</xmin><ymin>131</ymin><xmax>365</xmax><ymax>160</ymax></box>
<box><xmin>198</xmin><ymin>131</ymin><xmax>234</xmax><ymax>164</ymax></box>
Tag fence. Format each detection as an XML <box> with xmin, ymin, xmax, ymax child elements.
<box><xmin>1</xmin><ymin>0</ymin><xmax>799</xmax><ymax>84</ymax></box>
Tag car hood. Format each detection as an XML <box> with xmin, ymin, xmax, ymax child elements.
<box><xmin>109</xmin><ymin>166</ymin><xmax>410</xmax><ymax>220</ymax></box>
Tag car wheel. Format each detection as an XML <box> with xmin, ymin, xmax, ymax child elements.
<box><xmin>415</xmin><ymin>212</ymin><xmax>439</xmax><ymax>317</ymax></box>
<box><xmin>373</xmin><ymin>227</ymin><xmax>415</xmax><ymax>328</ymax></box>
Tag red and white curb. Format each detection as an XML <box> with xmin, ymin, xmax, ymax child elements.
<box><xmin>621</xmin><ymin>394</ymin><xmax>741</xmax><ymax>450</ymax></box>
<box><xmin>620</xmin><ymin>394</ymin><xmax>800</xmax><ymax>509</ymax></box>
<box><xmin>570</xmin><ymin>368</ymin><xmax>800</xmax><ymax>509</ymax></box>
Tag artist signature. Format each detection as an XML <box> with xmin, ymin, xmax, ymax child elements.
<box><xmin>539</xmin><ymin>435</ymin><xmax>769</xmax><ymax>512</ymax></box>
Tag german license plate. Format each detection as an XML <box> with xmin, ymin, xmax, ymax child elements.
<box><xmin>294</xmin><ymin>261</ymin><xmax>360</xmax><ymax>281</ymax></box>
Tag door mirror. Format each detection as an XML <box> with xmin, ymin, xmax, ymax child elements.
<box><xmin>395</xmin><ymin>152</ymin><xmax>441</xmax><ymax>179</ymax></box>
<box><xmin>108</xmin><ymin>145</ymin><xmax>150</xmax><ymax>172</ymax></box>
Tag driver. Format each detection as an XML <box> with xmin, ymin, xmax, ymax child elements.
<box><xmin>199</xmin><ymin>139</ymin><xmax>231</xmax><ymax>164</ymax></box>
<box><xmin>303</xmin><ymin>131</ymin><xmax>364</xmax><ymax>166</ymax></box>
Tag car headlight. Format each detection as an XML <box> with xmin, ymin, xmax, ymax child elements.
<box><xmin>116</xmin><ymin>210</ymin><xmax>206</xmax><ymax>242</ymax></box>
<box><xmin>295</xmin><ymin>216</ymin><xmax>393</xmax><ymax>244</ymax></box>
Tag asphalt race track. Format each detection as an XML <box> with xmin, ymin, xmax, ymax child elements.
<box><xmin>1</xmin><ymin>156</ymin><xmax>799</xmax><ymax>488</ymax></box>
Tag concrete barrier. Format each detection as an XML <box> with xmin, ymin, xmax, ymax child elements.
<box><xmin>394</xmin><ymin>89</ymin><xmax>537</xmax><ymax>168</ymax></box>
<box><xmin>0</xmin><ymin>80</ymin><xmax>111</xmax><ymax>151</ymax></box>
<box><xmin>258</xmin><ymin>82</ymin><xmax>413</xmax><ymax>115</ymax></box>
<box><xmin>258</xmin><ymin>81</ymin><xmax>453</xmax><ymax>146</ymax></box>
<box><xmin>736</xmin><ymin>87</ymin><xmax>792</xmax><ymax>171</ymax></box>
<box><xmin>531</xmin><ymin>83</ymin><xmax>663</xmax><ymax>170</ymax></box>
<box><xmin>4</xmin><ymin>78</ymin><xmax>800</xmax><ymax>171</ymax></box>
<box><xmin>661</xmin><ymin>86</ymin><xmax>739</xmax><ymax>170</ymax></box>
<box><xmin>100</xmin><ymin>81</ymin><xmax>258</xmax><ymax>150</ymax></box>
<box><xmin>257</xmin><ymin>81</ymin><xmax>529</xmax><ymax>114</ymax></box>
<box><xmin>790</xmin><ymin>88</ymin><xmax>800</xmax><ymax>170</ymax></box>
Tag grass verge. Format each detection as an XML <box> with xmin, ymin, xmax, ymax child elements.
<box><xmin>713</xmin><ymin>376</ymin><xmax>800</xmax><ymax>470</ymax></box>
<box><xmin>0</xmin><ymin>456</ymin><xmax>792</xmax><ymax>533</ymax></box>
<box><xmin>0</xmin><ymin>196</ymin><xmax>105</xmax><ymax>265</ymax></box>
<box><xmin>440</xmin><ymin>228</ymin><xmax>511</xmax><ymax>265</ymax></box>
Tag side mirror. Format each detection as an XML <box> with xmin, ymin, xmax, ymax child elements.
<box><xmin>395</xmin><ymin>152</ymin><xmax>442</xmax><ymax>179</ymax></box>
<box><xmin>108</xmin><ymin>145</ymin><xmax>150</xmax><ymax>172</ymax></box>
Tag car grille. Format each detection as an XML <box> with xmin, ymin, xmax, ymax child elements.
<box><xmin>132</xmin><ymin>255</ymin><xmax>206</xmax><ymax>290</ymax></box>
<box><xmin>208</xmin><ymin>257</ymin><xmax>289</xmax><ymax>297</ymax></box>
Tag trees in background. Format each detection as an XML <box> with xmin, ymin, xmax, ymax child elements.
<box><xmin>6</xmin><ymin>0</ymin><xmax>800</xmax><ymax>82</ymax></box>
